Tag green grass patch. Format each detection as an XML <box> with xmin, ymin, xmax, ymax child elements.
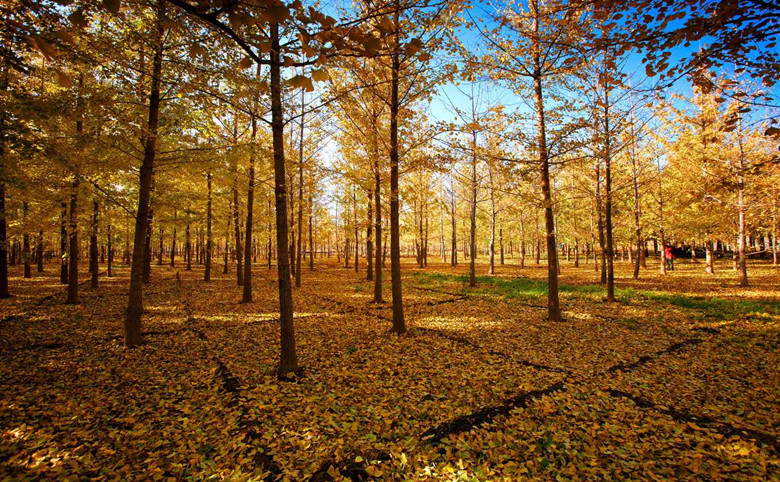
<box><xmin>411</xmin><ymin>271</ymin><xmax>780</xmax><ymax>321</ymax></box>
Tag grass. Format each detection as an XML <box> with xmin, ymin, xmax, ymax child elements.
<box><xmin>411</xmin><ymin>272</ymin><xmax>780</xmax><ymax>321</ymax></box>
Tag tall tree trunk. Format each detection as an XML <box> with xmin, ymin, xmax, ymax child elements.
<box><xmin>271</xmin><ymin>23</ymin><xmax>298</xmax><ymax>374</ymax></box>
<box><xmin>296</xmin><ymin>88</ymin><xmax>304</xmax><ymax>287</ymax></box>
<box><xmin>450</xmin><ymin>179</ymin><xmax>457</xmax><ymax>266</ymax></box>
<box><xmin>107</xmin><ymin>223</ymin><xmax>113</xmax><ymax>277</ymax></box>
<box><xmin>0</xmin><ymin>60</ymin><xmax>9</xmax><ymax>298</ymax></box>
<box><xmin>66</xmin><ymin>76</ymin><xmax>83</xmax><ymax>304</ymax></box>
<box><xmin>125</xmin><ymin>1</ymin><xmax>164</xmax><ymax>347</ymax></box>
<box><xmin>531</xmin><ymin>1</ymin><xmax>561</xmax><ymax>321</ymax></box>
<box><xmin>367</xmin><ymin>191</ymin><xmax>373</xmax><ymax>281</ymax></box>
<box><xmin>157</xmin><ymin>224</ymin><xmax>163</xmax><ymax>265</ymax></box>
<box><xmin>773</xmin><ymin>186</ymin><xmax>778</xmax><ymax>267</ymax></box>
<box><xmin>520</xmin><ymin>212</ymin><xmax>526</xmax><ymax>269</ymax></box>
<box><xmin>22</xmin><ymin>201</ymin><xmax>31</xmax><ymax>279</ymax></box>
<box><xmin>737</xmin><ymin>123</ymin><xmax>748</xmax><ymax>287</ymax></box>
<box><xmin>186</xmin><ymin>221</ymin><xmax>192</xmax><ymax>271</ymax></box>
<box><xmin>242</xmin><ymin>96</ymin><xmax>258</xmax><ymax>303</ymax></box>
<box><xmin>373</xmin><ymin>154</ymin><xmax>383</xmax><ymax>302</ymax></box>
<box><xmin>143</xmin><ymin>208</ymin><xmax>153</xmax><ymax>283</ymax></box>
<box><xmin>36</xmin><ymin>230</ymin><xmax>43</xmax><ymax>272</ymax></box>
<box><xmin>90</xmin><ymin>200</ymin><xmax>99</xmax><ymax>287</ymax></box>
<box><xmin>309</xmin><ymin>195</ymin><xmax>314</xmax><ymax>271</ymax></box>
<box><xmin>489</xmin><ymin>165</ymin><xmax>496</xmax><ymax>275</ymax></box>
<box><xmin>60</xmin><ymin>200</ymin><xmax>68</xmax><ymax>284</ymax></box>
<box><xmin>604</xmin><ymin>92</ymin><xmax>615</xmax><ymax>301</ymax></box>
<box><xmin>204</xmin><ymin>172</ymin><xmax>212</xmax><ymax>282</ymax></box>
<box><xmin>630</xmin><ymin>133</ymin><xmax>641</xmax><ymax>280</ymax></box>
<box><xmin>353</xmin><ymin>187</ymin><xmax>359</xmax><ymax>274</ymax></box>
<box><xmin>170</xmin><ymin>210</ymin><xmax>176</xmax><ymax>267</ymax></box>
<box><xmin>469</xmin><ymin>130</ymin><xmax>477</xmax><ymax>287</ymax></box>
<box><xmin>233</xmin><ymin>160</ymin><xmax>243</xmax><ymax>285</ymax></box>
<box><xmin>389</xmin><ymin>7</ymin><xmax>406</xmax><ymax>333</ymax></box>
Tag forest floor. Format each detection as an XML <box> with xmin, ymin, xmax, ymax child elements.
<box><xmin>1</xmin><ymin>255</ymin><xmax>779</xmax><ymax>481</ymax></box>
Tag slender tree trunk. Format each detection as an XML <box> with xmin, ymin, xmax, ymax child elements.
<box><xmin>389</xmin><ymin>7</ymin><xmax>406</xmax><ymax>333</ymax></box>
<box><xmin>773</xmin><ymin>186</ymin><xmax>778</xmax><ymax>267</ymax></box>
<box><xmin>186</xmin><ymin>221</ymin><xmax>192</xmax><ymax>271</ymax></box>
<box><xmin>367</xmin><ymin>190</ymin><xmax>373</xmax><ymax>281</ymax></box>
<box><xmin>271</xmin><ymin>23</ymin><xmax>298</xmax><ymax>374</ymax></box>
<box><xmin>450</xmin><ymin>181</ymin><xmax>457</xmax><ymax>266</ymax></box>
<box><xmin>489</xmin><ymin>165</ymin><xmax>496</xmax><ymax>275</ymax></box>
<box><xmin>36</xmin><ymin>230</ymin><xmax>43</xmax><ymax>272</ymax></box>
<box><xmin>90</xmin><ymin>200</ymin><xmax>98</xmax><ymax>287</ymax></box>
<box><xmin>204</xmin><ymin>172</ymin><xmax>212</xmax><ymax>282</ymax></box>
<box><xmin>242</xmin><ymin>100</ymin><xmax>257</xmax><ymax>302</ymax></box>
<box><xmin>0</xmin><ymin>61</ymin><xmax>9</xmax><ymax>298</ymax></box>
<box><xmin>737</xmin><ymin>126</ymin><xmax>748</xmax><ymax>287</ymax></box>
<box><xmin>309</xmin><ymin>195</ymin><xmax>314</xmax><ymax>270</ymax></box>
<box><xmin>107</xmin><ymin>223</ymin><xmax>113</xmax><ymax>277</ymax></box>
<box><xmin>296</xmin><ymin>89</ymin><xmax>304</xmax><ymax>287</ymax></box>
<box><xmin>374</xmin><ymin>154</ymin><xmax>383</xmax><ymax>302</ymax></box>
<box><xmin>125</xmin><ymin>2</ymin><xmax>164</xmax><ymax>347</ymax></box>
<box><xmin>170</xmin><ymin>211</ymin><xmax>176</xmax><ymax>267</ymax></box>
<box><xmin>60</xmin><ymin>200</ymin><xmax>68</xmax><ymax>284</ymax></box>
<box><xmin>157</xmin><ymin>224</ymin><xmax>163</xmax><ymax>266</ymax></box>
<box><xmin>469</xmin><ymin>131</ymin><xmax>477</xmax><ymax>287</ymax></box>
<box><xmin>143</xmin><ymin>208</ymin><xmax>153</xmax><ymax>283</ymax></box>
<box><xmin>233</xmin><ymin>159</ymin><xmax>243</xmax><ymax>286</ymax></box>
<box><xmin>520</xmin><ymin>212</ymin><xmax>526</xmax><ymax>269</ymax></box>
<box><xmin>353</xmin><ymin>188</ymin><xmax>359</xmax><ymax>274</ymax></box>
<box><xmin>22</xmin><ymin>201</ymin><xmax>31</xmax><ymax>279</ymax></box>
<box><xmin>531</xmin><ymin>3</ymin><xmax>561</xmax><ymax>321</ymax></box>
<box><xmin>66</xmin><ymin>138</ymin><xmax>81</xmax><ymax>301</ymax></box>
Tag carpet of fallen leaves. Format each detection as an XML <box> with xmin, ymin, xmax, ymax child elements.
<box><xmin>1</xmin><ymin>255</ymin><xmax>779</xmax><ymax>481</ymax></box>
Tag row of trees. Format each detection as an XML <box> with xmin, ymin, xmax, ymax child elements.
<box><xmin>1</xmin><ymin>0</ymin><xmax>777</xmax><ymax>375</ymax></box>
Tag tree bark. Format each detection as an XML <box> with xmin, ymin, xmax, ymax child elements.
<box><xmin>389</xmin><ymin>7</ymin><xmax>406</xmax><ymax>333</ymax></box>
<box><xmin>90</xmin><ymin>200</ymin><xmax>99</xmax><ymax>287</ymax></box>
<box><xmin>373</xmin><ymin>153</ymin><xmax>383</xmax><ymax>302</ymax></box>
<box><xmin>242</xmin><ymin>95</ymin><xmax>257</xmax><ymax>303</ymax></box>
<box><xmin>469</xmin><ymin>130</ymin><xmax>477</xmax><ymax>287</ymax></box>
<box><xmin>124</xmin><ymin>2</ymin><xmax>164</xmax><ymax>346</ymax></box>
<box><xmin>531</xmin><ymin>0</ymin><xmax>561</xmax><ymax>321</ymax></box>
<box><xmin>271</xmin><ymin>23</ymin><xmax>298</xmax><ymax>374</ymax></box>
<box><xmin>107</xmin><ymin>223</ymin><xmax>113</xmax><ymax>277</ymax></box>
<box><xmin>22</xmin><ymin>201</ymin><xmax>31</xmax><ymax>279</ymax></box>
<box><xmin>204</xmin><ymin>171</ymin><xmax>212</xmax><ymax>282</ymax></box>
<box><xmin>296</xmin><ymin>88</ymin><xmax>304</xmax><ymax>287</ymax></box>
<box><xmin>60</xmin><ymin>200</ymin><xmax>68</xmax><ymax>284</ymax></box>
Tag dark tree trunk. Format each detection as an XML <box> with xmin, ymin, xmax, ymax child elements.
<box><xmin>125</xmin><ymin>1</ymin><xmax>165</xmax><ymax>347</ymax></box>
<box><xmin>271</xmin><ymin>23</ymin><xmax>298</xmax><ymax>375</ymax></box>
<box><xmin>389</xmin><ymin>7</ymin><xmax>405</xmax><ymax>333</ymax></box>
<box><xmin>242</xmin><ymin>105</ymin><xmax>257</xmax><ymax>303</ymax></box>
<box><xmin>66</xmin><ymin>176</ymin><xmax>80</xmax><ymax>303</ymax></box>
<box><xmin>36</xmin><ymin>230</ymin><xmax>44</xmax><ymax>272</ymax></box>
<box><xmin>107</xmin><ymin>223</ymin><xmax>113</xmax><ymax>277</ymax></box>
<box><xmin>233</xmin><ymin>160</ymin><xmax>243</xmax><ymax>286</ymax></box>
<box><xmin>170</xmin><ymin>211</ymin><xmax>176</xmax><ymax>267</ymax></box>
<box><xmin>374</xmin><ymin>155</ymin><xmax>383</xmax><ymax>302</ymax></box>
<box><xmin>22</xmin><ymin>202</ymin><xmax>31</xmax><ymax>279</ymax></box>
<box><xmin>90</xmin><ymin>200</ymin><xmax>98</xmax><ymax>288</ymax></box>
<box><xmin>204</xmin><ymin>172</ymin><xmax>212</xmax><ymax>282</ymax></box>
<box><xmin>367</xmin><ymin>190</ymin><xmax>373</xmax><ymax>281</ymax></box>
<box><xmin>531</xmin><ymin>3</ymin><xmax>561</xmax><ymax>321</ymax></box>
<box><xmin>60</xmin><ymin>200</ymin><xmax>68</xmax><ymax>284</ymax></box>
<box><xmin>186</xmin><ymin>221</ymin><xmax>192</xmax><ymax>271</ymax></box>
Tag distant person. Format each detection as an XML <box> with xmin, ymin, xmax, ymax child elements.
<box><xmin>664</xmin><ymin>244</ymin><xmax>675</xmax><ymax>271</ymax></box>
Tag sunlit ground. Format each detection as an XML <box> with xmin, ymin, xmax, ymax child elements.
<box><xmin>1</xmin><ymin>254</ymin><xmax>778</xmax><ymax>480</ymax></box>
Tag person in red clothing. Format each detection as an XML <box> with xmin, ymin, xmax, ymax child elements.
<box><xmin>664</xmin><ymin>244</ymin><xmax>675</xmax><ymax>271</ymax></box>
